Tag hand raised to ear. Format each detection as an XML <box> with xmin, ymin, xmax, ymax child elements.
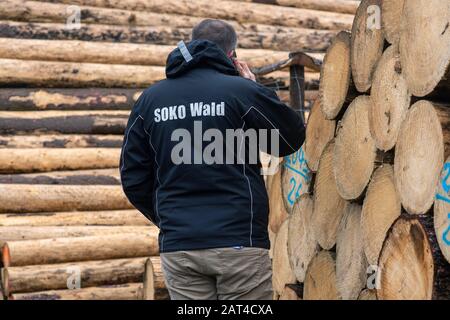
<box><xmin>234</xmin><ymin>59</ymin><xmax>256</xmax><ymax>82</ymax></box>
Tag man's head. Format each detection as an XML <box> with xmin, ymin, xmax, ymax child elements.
<box><xmin>191</xmin><ymin>19</ymin><xmax>238</xmax><ymax>58</ymax></box>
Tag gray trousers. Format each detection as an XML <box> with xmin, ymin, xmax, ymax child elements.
<box><xmin>160</xmin><ymin>247</ymin><xmax>273</xmax><ymax>300</ymax></box>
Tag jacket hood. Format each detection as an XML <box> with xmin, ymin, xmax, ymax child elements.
<box><xmin>166</xmin><ymin>40</ymin><xmax>239</xmax><ymax>78</ymax></box>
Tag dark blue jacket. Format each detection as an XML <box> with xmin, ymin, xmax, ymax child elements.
<box><xmin>120</xmin><ymin>40</ymin><xmax>305</xmax><ymax>252</ymax></box>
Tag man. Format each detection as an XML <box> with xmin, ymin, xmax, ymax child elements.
<box><xmin>120</xmin><ymin>19</ymin><xmax>305</xmax><ymax>300</ymax></box>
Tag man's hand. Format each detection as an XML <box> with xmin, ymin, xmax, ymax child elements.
<box><xmin>234</xmin><ymin>60</ymin><xmax>256</xmax><ymax>82</ymax></box>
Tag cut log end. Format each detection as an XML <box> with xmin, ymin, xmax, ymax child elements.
<box><xmin>334</xmin><ymin>95</ymin><xmax>377</xmax><ymax>200</ymax></box>
<box><xmin>361</xmin><ymin>165</ymin><xmax>401</xmax><ymax>266</ymax></box>
<box><xmin>378</xmin><ymin>217</ymin><xmax>434</xmax><ymax>300</ymax></box>
<box><xmin>312</xmin><ymin>140</ymin><xmax>347</xmax><ymax>249</ymax></box>
<box><xmin>303</xmin><ymin>251</ymin><xmax>340</xmax><ymax>300</ymax></box>
<box><xmin>381</xmin><ymin>0</ymin><xmax>405</xmax><ymax>45</ymax></box>
<box><xmin>369</xmin><ymin>45</ymin><xmax>411</xmax><ymax>151</ymax></box>
<box><xmin>287</xmin><ymin>194</ymin><xmax>318</xmax><ymax>283</ymax></box>
<box><xmin>319</xmin><ymin>31</ymin><xmax>351</xmax><ymax>119</ymax></box>
<box><xmin>336</xmin><ymin>203</ymin><xmax>368</xmax><ymax>300</ymax></box>
<box><xmin>399</xmin><ymin>0</ymin><xmax>450</xmax><ymax>97</ymax></box>
<box><xmin>304</xmin><ymin>100</ymin><xmax>336</xmax><ymax>172</ymax></box>
<box><xmin>272</xmin><ymin>219</ymin><xmax>296</xmax><ymax>296</ymax></box>
<box><xmin>394</xmin><ymin>100</ymin><xmax>444</xmax><ymax>215</ymax></box>
<box><xmin>351</xmin><ymin>0</ymin><xmax>385</xmax><ymax>93</ymax></box>
<box><xmin>434</xmin><ymin>156</ymin><xmax>450</xmax><ymax>264</ymax></box>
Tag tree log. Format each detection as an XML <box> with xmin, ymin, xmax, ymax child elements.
<box><xmin>0</xmin><ymin>58</ymin><xmax>164</xmax><ymax>88</ymax></box>
<box><xmin>434</xmin><ymin>155</ymin><xmax>450</xmax><ymax>264</ymax></box>
<box><xmin>0</xmin><ymin>148</ymin><xmax>120</xmax><ymax>173</ymax></box>
<box><xmin>0</xmin><ymin>209</ymin><xmax>149</xmax><ymax>227</ymax></box>
<box><xmin>272</xmin><ymin>219</ymin><xmax>296</xmax><ymax>296</ymax></box>
<box><xmin>2</xmin><ymin>232</ymin><xmax>159</xmax><ymax>267</ymax></box>
<box><xmin>369</xmin><ymin>45</ymin><xmax>411</xmax><ymax>151</ymax></box>
<box><xmin>336</xmin><ymin>203</ymin><xmax>367</xmax><ymax>300</ymax></box>
<box><xmin>0</xmin><ymin>20</ymin><xmax>336</xmax><ymax>52</ymax></box>
<box><xmin>143</xmin><ymin>257</ymin><xmax>169</xmax><ymax>300</ymax></box>
<box><xmin>312</xmin><ymin>140</ymin><xmax>347</xmax><ymax>249</ymax></box>
<box><xmin>394</xmin><ymin>101</ymin><xmax>444</xmax><ymax>215</ymax></box>
<box><xmin>281</xmin><ymin>145</ymin><xmax>312</xmax><ymax>213</ymax></box>
<box><xmin>378</xmin><ymin>216</ymin><xmax>450</xmax><ymax>300</ymax></box>
<box><xmin>351</xmin><ymin>0</ymin><xmax>384</xmax><ymax>93</ymax></box>
<box><xmin>0</xmin><ymin>168</ymin><xmax>120</xmax><ymax>185</ymax></box>
<box><xmin>0</xmin><ymin>88</ymin><xmax>141</xmax><ymax>111</ymax></box>
<box><xmin>334</xmin><ymin>95</ymin><xmax>377</xmax><ymax>200</ymax></box>
<box><xmin>304</xmin><ymin>99</ymin><xmax>335</xmax><ymax>171</ymax></box>
<box><xmin>10</xmin><ymin>283</ymin><xmax>143</xmax><ymax>300</ymax></box>
<box><xmin>381</xmin><ymin>0</ymin><xmax>405</xmax><ymax>45</ymax></box>
<box><xmin>3</xmin><ymin>257</ymin><xmax>164</xmax><ymax>298</ymax></box>
<box><xmin>0</xmin><ymin>226</ymin><xmax>154</xmax><ymax>246</ymax></box>
<box><xmin>3</xmin><ymin>257</ymin><xmax>145</xmax><ymax>295</ymax></box>
<box><xmin>303</xmin><ymin>251</ymin><xmax>340</xmax><ymax>300</ymax></box>
<box><xmin>227</xmin><ymin>0</ymin><xmax>360</xmax><ymax>15</ymax></box>
<box><xmin>268</xmin><ymin>159</ymin><xmax>288</xmax><ymax>233</ymax></box>
<box><xmin>0</xmin><ymin>134</ymin><xmax>123</xmax><ymax>148</ymax></box>
<box><xmin>278</xmin><ymin>285</ymin><xmax>300</xmax><ymax>300</ymax></box>
<box><xmin>287</xmin><ymin>194</ymin><xmax>318</xmax><ymax>283</ymax></box>
<box><xmin>0</xmin><ymin>38</ymin><xmax>291</xmax><ymax>70</ymax></box>
<box><xmin>319</xmin><ymin>31</ymin><xmax>351</xmax><ymax>119</ymax></box>
<box><xmin>361</xmin><ymin>165</ymin><xmax>401</xmax><ymax>265</ymax></box>
<box><xmin>0</xmin><ymin>110</ymin><xmax>128</xmax><ymax>134</ymax></box>
<box><xmin>399</xmin><ymin>0</ymin><xmax>450</xmax><ymax>97</ymax></box>
<box><xmin>33</xmin><ymin>0</ymin><xmax>354</xmax><ymax>30</ymax></box>
<box><xmin>0</xmin><ymin>184</ymin><xmax>132</xmax><ymax>213</ymax></box>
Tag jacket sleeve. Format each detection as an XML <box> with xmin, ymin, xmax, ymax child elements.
<box><xmin>120</xmin><ymin>106</ymin><xmax>157</xmax><ymax>225</ymax></box>
<box><xmin>243</xmin><ymin>83</ymin><xmax>306</xmax><ymax>157</ymax></box>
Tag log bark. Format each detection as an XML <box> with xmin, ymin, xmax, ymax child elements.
<box><xmin>334</xmin><ymin>95</ymin><xmax>377</xmax><ymax>200</ymax></box>
<box><xmin>336</xmin><ymin>203</ymin><xmax>368</xmax><ymax>300</ymax></box>
<box><xmin>281</xmin><ymin>145</ymin><xmax>312</xmax><ymax>213</ymax></box>
<box><xmin>143</xmin><ymin>257</ymin><xmax>169</xmax><ymax>300</ymax></box>
<box><xmin>0</xmin><ymin>148</ymin><xmax>120</xmax><ymax>173</ymax></box>
<box><xmin>2</xmin><ymin>232</ymin><xmax>159</xmax><ymax>267</ymax></box>
<box><xmin>0</xmin><ymin>58</ymin><xmax>164</xmax><ymax>88</ymax></box>
<box><xmin>394</xmin><ymin>101</ymin><xmax>444</xmax><ymax>215</ymax></box>
<box><xmin>378</xmin><ymin>216</ymin><xmax>450</xmax><ymax>300</ymax></box>
<box><xmin>0</xmin><ymin>226</ymin><xmax>154</xmax><ymax>246</ymax></box>
<box><xmin>272</xmin><ymin>219</ymin><xmax>296</xmax><ymax>296</ymax></box>
<box><xmin>350</xmin><ymin>0</ymin><xmax>385</xmax><ymax>93</ymax></box>
<box><xmin>0</xmin><ymin>110</ymin><xmax>129</xmax><ymax>134</ymax></box>
<box><xmin>33</xmin><ymin>0</ymin><xmax>354</xmax><ymax>30</ymax></box>
<box><xmin>2</xmin><ymin>257</ymin><xmax>158</xmax><ymax>295</ymax></box>
<box><xmin>361</xmin><ymin>165</ymin><xmax>401</xmax><ymax>265</ymax></box>
<box><xmin>303</xmin><ymin>251</ymin><xmax>340</xmax><ymax>300</ymax></box>
<box><xmin>319</xmin><ymin>31</ymin><xmax>351</xmax><ymax>120</ymax></box>
<box><xmin>0</xmin><ymin>88</ymin><xmax>141</xmax><ymax>111</ymax></box>
<box><xmin>399</xmin><ymin>0</ymin><xmax>450</xmax><ymax>97</ymax></box>
<box><xmin>10</xmin><ymin>283</ymin><xmax>143</xmax><ymax>300</ymax></box>
<box><xmin>381</xmin><ymin>0</ymin><xmax>405</xmax><ymax>45</ymax></box>
<box><xmin>434</xmin><ymin>155</ymin><xmax>450</xmax><ymax>264</ymax></box>
<box><xmin>287</xmin><ymin>194</ymin><xmax>318</xmax><ymax>283</ymax></box>
<box><xmin>304</xmin><ymin>99</ymin><xmax>336</xmax><ymax>171</ymax></box>
<box><xmin>0</xmin><ymin>168</ymin><xmax>120</xmax><ymax>185</ymax></box>
<box><xmin>0</xmin><ymin>38</ymin><xmax>291</xmax><ymax>70</ymax></box>
<box><xmin>369</xmin><ymin>45</ymin><xmax>411</xmax><ymax>151</ymax></box>
<box><xmin>312</xmin><ymin>140</ymin><xmax>347</xmax><ymax>249</ymax></box>
<box><xmin>0</xmin><ymin>134</ymin><xmax>123</xmax><ymax>148</ymax></box>
<box><xmin>268</xmin><ymin>159</ymin><xmax>288</xmax><ymax>233</ymax></box>
<box><xmin>0</xmin><ymin>209</ymin><xmax>149</xmax><ymax>227</ymax></box>
<box><xmin>227</xmin><ymin>0</ymin><xmax>360</xmax><ymax>15</ymax></box>
<box><xmin>0</xmin><ymin>184</ymin><xmax>132</xmax><ymax>213</ymax></box>
<box><xmin>0</xmin><ymin>20</ymin><xmax>336</xmax><ymax>52</ymax></box>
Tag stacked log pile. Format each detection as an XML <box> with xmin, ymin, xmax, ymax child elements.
<box><xmin>269</xmin><ymin>0</ymin><xmax>450</xmax><ymax>300</ymax></box>
<box><xmin>0</xmin><ymin>0</ymin><xmax>356</xmax><ymax>300</ymax></box>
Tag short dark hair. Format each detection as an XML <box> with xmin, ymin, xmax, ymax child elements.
<box><xmin>191</xmin><ymin>19</ymin><xmax>237</xmax><ymax>54</ymax></box>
